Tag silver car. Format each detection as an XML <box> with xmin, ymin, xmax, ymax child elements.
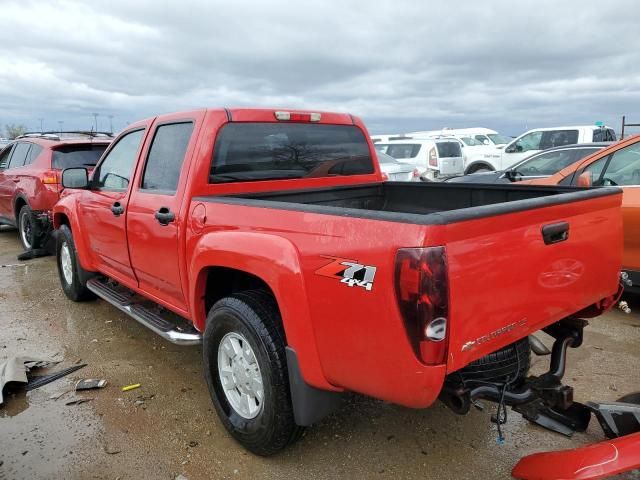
<box><xmin>378</xmin><ymin>151</ymin><xmax>419</xmax><ymax>181</ymax></box>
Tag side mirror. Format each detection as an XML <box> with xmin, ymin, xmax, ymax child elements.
<box><xmin>483</xmin><ymin>139</ymin><xmax>490</xmax><ymax>145</ymax></box>
<box><xmin>62</xmin><ymin>168</ymin><xmax>89</xmax><ymax>189</ymax></box>
<box><xmin>577</xmin><ymin>171</ymin><xmax>592</xmax><ymax>187</ymax></box>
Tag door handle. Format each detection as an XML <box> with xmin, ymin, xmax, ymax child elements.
<box><xmin>111</xmin><ymin>202</ymin><xmax>124</xmax><ymax>217</ymax></box>
<box><xmin>154</xmin><ymin>206</ymin><xmax>175</xmax><ymax>226</ymax></box>
<box><xmin>12</xmin><ymin>179</ymin><xmax>19</xmax><ymax>183</ymax></box>
<box><xmin>542</xmin><ymin>221</ymin><xmax>569</xmax><ymax>245</ymax></box>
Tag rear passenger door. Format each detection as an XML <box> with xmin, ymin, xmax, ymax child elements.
<box><xmin>0</xmin><ymin>142</ymin><xmax>31</xmax><ymax>220</ymax></box>
<box><xmin>126</xmin><ymin>119</ymin><xmax>199</xmax><ymax>312</ymax></box>
<box><xmin>0</xmin><ymin>144</ymin><xmax>16</xmax><ymax>219</ymax></box>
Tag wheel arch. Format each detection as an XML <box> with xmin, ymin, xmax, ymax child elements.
<box><xmin>52</xmin><ymin>204</ymin><xmax>94</xmax><ymax>272</ymax></box>
<box><xmin>465</xmin><ymin>160</ymin><xmax>496</xmax><ymax>174</ymax></box>
<box><xmin>13</xmin><ymin>194</ymin><xmax>29</xmax><ymax>220</ymax></box>
<box><xmin>190</xmin><ymin>231</ymin><xmax>333</xmax><ymax>391</ymax></box>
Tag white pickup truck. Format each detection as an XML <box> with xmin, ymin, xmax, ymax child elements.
<box><xmin>463</xmin><ymin>125</ymin><xmax>616</xmax><ymax>173</ymax></box>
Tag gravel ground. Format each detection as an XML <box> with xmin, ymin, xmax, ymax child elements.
<box><xmin>1</xmin><ymin>225</ymin><xmax>639</xmax><ymax>480</ymax></box>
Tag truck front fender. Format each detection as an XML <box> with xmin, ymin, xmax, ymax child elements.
<box><xmin>52</xmin><ymin>199</ymin><xmax>95</xmax><ymax>273</ymax></box>
<box><xmin>189</xmin><ymin>231</ymin><xmax>334</xmax><ymax>391</ymax></box>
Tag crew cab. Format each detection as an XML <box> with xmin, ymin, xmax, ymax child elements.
<box><xmin>53</xmin><ymin>108</ymin><xmax>623</xmax><ymax>456</ymax></box>
<box><xmin>0</xmin><ymin>132</ymin><xmax>111</xmax><ymax>250</ymax></box>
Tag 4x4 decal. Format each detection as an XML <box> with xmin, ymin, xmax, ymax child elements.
<box><xmin>315</xmin><ymin>256</ymin><xmax>377</xmax><ymax>291</ymax></box>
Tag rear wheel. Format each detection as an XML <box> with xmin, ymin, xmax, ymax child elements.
<box><xmin>203</xmin><ymin>290</ymin><xmax>303</xmax><ymax>455</ymax></box>
<box><xmin>18</xmin><ymin>204</ymin><xmax>43</xmax><ymax>251</ymax></box>
<box><xmin>56</xmin><ymin>224</ymin><xmax>95</xmax><ymax>302</ymax></box>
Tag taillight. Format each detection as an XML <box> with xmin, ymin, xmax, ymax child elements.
<box><xmin>394</xmin><ymin>247</ymin><xmax>449</xmax><ymax>365</ymax></box>
<box><xmin>428</xmin><ymin>147</ymin><xmax>438</xmax><ymax>168</ymax></box>
<box><xmin>41</xmin><ymin>170</ymin><xmax>59</xmax><ymax>184</ymax></box>
<box><xmin>412</xmin><ymin>168</ymin><xmax>420</xmax><ymax>179</ymax></box>
<box><xmin>274</xmin><ymin>111</ymin><xmax>321</xmax><ymax>122</ymax></box>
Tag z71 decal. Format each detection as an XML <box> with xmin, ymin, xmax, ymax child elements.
<box><xmin>315</xmin><ymin>256</ymin><xmax>377</xmax><ymax>291</ymax></box>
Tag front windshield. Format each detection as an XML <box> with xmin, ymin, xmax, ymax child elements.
<box><xmin>487</xmin><ymin>134</ymin><xmax>512</xmax><ymax>145</ymax></box>
<box><xmin>511</xmin><ymin>148</ymin><xmax>600</xmax><ymax>177</ymax></box>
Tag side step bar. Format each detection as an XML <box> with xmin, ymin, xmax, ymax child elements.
<box><xmin>86</xmin><ymin>278</ymin><xmax>202</xmax><ymax>346</ymax></box>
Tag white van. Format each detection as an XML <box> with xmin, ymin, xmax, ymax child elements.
<box><xmin>375</xmin><ymin>138</ymin><xmax>464</xmax><ymax>180</ymax></box>
<box><xmin>463</xmin><ymin>125</ymin><xmax>617</xmax><ymax>173</ymax></box>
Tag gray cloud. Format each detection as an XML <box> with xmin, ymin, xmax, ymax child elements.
<box><xmin>1</xmin><ymin>0</ymin><xmax>638</xmax><ymax>136</ymax></box>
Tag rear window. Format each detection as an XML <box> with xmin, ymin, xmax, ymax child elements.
<box><xmin>386</xmin><ymin>144</ymin><xmax>421</xmax><ymax>159</ymax></box>
<box><xmin>436</xmin><ymin>141</ymin><xmax>462</xmax><ymax>158</ymax></box>
<box><xmin>52</xmin><ymin>144</ymin><xmax>109</xmax><ymax>169</ymax></box>
<box><xmin>210</xmin><ymin>123</ymin><xmax>373</xmax><ymax>183</ymax></box>
<box><xmin>592</xmin><ymin>128</ymin><xmax>617</xmax><ymax>142</ymax></box>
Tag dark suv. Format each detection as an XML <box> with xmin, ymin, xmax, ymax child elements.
<box><xmin>0</xmin><ymin>132</ymin><xmax>112</xmax><ymax>250</ymax></box>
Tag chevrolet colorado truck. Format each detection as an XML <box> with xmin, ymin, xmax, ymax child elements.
<box><xmin>53</xmin><ymin>108</ymin><xmax>624</xmax><ymax>455</ymax></box>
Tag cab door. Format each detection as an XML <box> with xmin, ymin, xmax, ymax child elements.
<box><xmin>79</xmin><ymin>128</ymin><xmax>148</xmax><ymax>283</ymax></box>
<box><xmin>126</xmin><ymin>117</ymin><xmax>200</xmax><ymax>312</ymax></box>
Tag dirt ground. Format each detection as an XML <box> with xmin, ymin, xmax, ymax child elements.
<box><xmin>1</xmin><ymin>225</ymin><xmax>639</xmax><ymax>480</ymax></box>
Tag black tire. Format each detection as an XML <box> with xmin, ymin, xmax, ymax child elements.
<box><xmin>457</xmin><ymin>337</ymin><xmax>531</xmax><ymax>386</ymax></box>
<box><xmin>203</xmin><ymin>290</ymin><xmax>303</xmax><ymax>455</ymax></box>
<box><xmin>56</xmin><ymin>224</ymin><xmax>96</xmax><ymax>302</ymax></box>
<box><xmin>17</xmin><ymin>204</ymin><xmax>44</xmax><ymax>251</ymax></box>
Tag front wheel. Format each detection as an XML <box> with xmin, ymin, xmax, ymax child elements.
<box><xmin>467</xmin><ymin>164</ymin><xmax>494</xmax><ymax>174</ymax></box>
<box><xmin>56</xmin><ymin>224</ymin><xmax>95</xmax><ymax>302</ymax></box>
<box><xmin>203</xmin><ymin>290</ymin><xmax>303</xmax><ymax>455</ymax></box>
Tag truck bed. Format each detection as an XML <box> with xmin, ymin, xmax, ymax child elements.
<box><xmin>199</xmin><ymin>181</ymin><xmax>620</xmax><ymax>225</ymax></box>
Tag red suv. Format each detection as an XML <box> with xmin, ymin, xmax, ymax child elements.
<box><xmin>0</xmin><ymin>132</ymin><xmax>112</xmax><ymax>250</ymax></box>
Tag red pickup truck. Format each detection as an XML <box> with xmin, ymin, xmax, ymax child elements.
<box><xmin>52</xmin><ymin>108</ymin><xmax>623</xmax><ymax>456</ymax></box>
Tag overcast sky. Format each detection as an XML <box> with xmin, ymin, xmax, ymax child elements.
<box><xmin>1</xmin><ymin>0</ymin><xmax>638</xmax><ymax>136</ymax></box>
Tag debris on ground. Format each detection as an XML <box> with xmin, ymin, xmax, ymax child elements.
<box><xmin>65</xmin><ymin>397</ymin><xmax>94</xmax><ymax>406</ymax></box>
<box><xmin>121</xmin><ymin>383</ymin><xmax>141</xmax><ymax>392</ymax></box>
<box><xmin>75</xmin><ymin>378</ymin><xmax>107</xmax><ymax>391</ymax></box>
<box><xmin>16</xmin><ymin>248</ymin><xmax>49</xmax><ymax>261</ymax></box>
<box><xmin>26</xmin><ymin>364</ymin><xmax>87</xmax><ymax>391</ymax></box>
<box><xmin>0</xmin><ymin>356</ymin><xmax>56</xmax><ymax>404</ymax></box>
<box><xmin>0</xmin><ymin>263</ymin><xmax>26</xmax><ymax>268</ymax></box>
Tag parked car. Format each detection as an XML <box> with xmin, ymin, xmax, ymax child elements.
<box><xmin>466</xmin><ymin>125</ymin><xmax>616</xmax><ymax>174</ymax></box>
<box><xmin>0</xmin><ymin>132</ymin><xmax>111</xmax><ymax>250</ymax></box>
<box><xmin>53</xmin><ymin>107</ymin><xmax>622</xmax><ymax>456</ymax></box>
<box><xmin>446</xmin><ymin>143</ymin><xmax>611</xmax><ymax>184</ymax></box>
<box><xmin>377</xmin><ymin>151</ymin><xmax>420</xmax><ymax>181</ymax></box>
<box><xmin>375</xmin><ymin>138</ymin><xmax>464</xmax><ymax>180</ymax></box>
<box><xmin>523</xmin><ymin>134</ymin><xmax>640</xmax><ymax>290</ymax></box>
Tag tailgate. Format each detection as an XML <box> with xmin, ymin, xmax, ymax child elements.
<box><xmin>444</xmin><ymin>189</ymin><xmax>623</xmax><ymax>372</ymax></box>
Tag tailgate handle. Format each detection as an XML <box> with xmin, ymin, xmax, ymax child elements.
<box><xmin>542</xmin><ymin>222</ymin><xmax>569</xmax><ymax>245</ymax></box>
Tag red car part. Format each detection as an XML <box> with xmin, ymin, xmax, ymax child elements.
<box><xmin>512</xmin><ymin>431</ymin><xmax>640</xmax><ymax>480</ymax></box>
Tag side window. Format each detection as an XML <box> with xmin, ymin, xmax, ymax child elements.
<box><xmin>539</xmin><ymin>130</ymin><xmax>579</xmax><ymax>150</ymax></box>
<box><xmin>592</xmin><ymin>128</ymin><xmax>617</xmax><ymax>142</ymax></box>
<box><xmin>95</xmin><ymin>129</ymin><xmax>145</xmax><ymax>190</ymax></box>
<box><xmin>474</xmin><ymin>135</ymin><xmax>489</xmax><ymax>144</ymax></box>
<box><xmin>509</xmin><ymin>131</ymin><xmax>543</xmax><ymax>153</ymax></box>
<box><xmin>7</xmin><ymin>143</ymin><xmax>31</xmax><ymax>168</ymax></box>
<box><xmin>386</xmin><ymin>144</ymin><xmax>421</xmax><ymax>159</ymax></box>
<box><xmin>576</xmin><ymin>157</ymin><xmax>608</xmax><ymax>185</ymax></box>
<box><xmin>597</xmin><ymin>142</ymin><xmax>640</xmax><ymax>186</ymax></box>
<box><xmin>0</xmin><ymin>145</ymin><xmax>14</xmax><ymax>169</ymax></box>
<box><xmin>25</xmin><ymin>144</ymin><xmax>43</xmax><ymax>165</ymax></box>
<box><xmin>140</xmin><ymin>122</ymin><xmax>194</xmax><ymax>193</ymax></box>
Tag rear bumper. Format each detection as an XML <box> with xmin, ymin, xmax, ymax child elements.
<box><xmin>512</xmin><ymin>432</ymin><xmax>640</xmax><ymax>480</ymax></box>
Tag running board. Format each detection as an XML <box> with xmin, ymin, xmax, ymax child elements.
<box><xmin>86</xmin><ymin>278</ymin><xmax>202</xmax><ymax>346</ymax></box>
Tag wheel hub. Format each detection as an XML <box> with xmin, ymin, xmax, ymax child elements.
<box><xmin>218</xmin><ymin>332</ymin><xmax>264</xmax><ymax>419</ymax></box>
